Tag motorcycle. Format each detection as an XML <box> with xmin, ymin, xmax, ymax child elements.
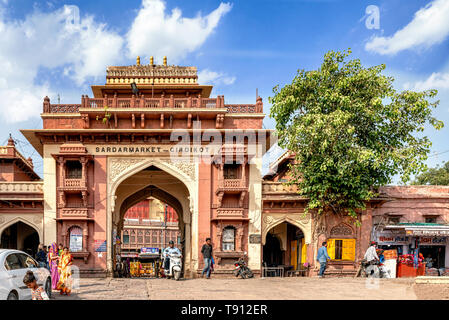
<box><xmin>358</xmin><ymin>259</ymin><xmax>387</xmax><ymax>278</ymax></box>
<box><xmin>234</xmin><ymin>257</ymin><xmax>254</xmax><ymax>279</ymax></box>
<box><xmin>164</xmin><ymin>253</ymin><xmax>182</xmax><ymax>281</ymax></box>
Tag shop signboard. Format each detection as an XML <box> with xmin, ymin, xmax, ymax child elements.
<box><xmin>376</xmin><ymin>232</ymin><xmax>409</xmax><ymax>245</ymax></box>
<box><xmin>122</xmin><ymin>253</ymin><xmax>139</xmax><ymax>258</ymax></box>
<box><xmin>141</xmin><ymin>247</ymin><xmax>159</xmax><ymax>254</ymax></box>
<box><xmin>419</xmin><ymin>237</ymin><xmax>447</xmax><ymax>245</ymax></box>
<box><xmin>406</xmin><ymin>229</ymin><xmax>449</xmax><ymax>236</ymax></box>
<box><xmin>249</xmin><ymin>234</ymin><xmax>262</xmax><ymax>244</ymax></box>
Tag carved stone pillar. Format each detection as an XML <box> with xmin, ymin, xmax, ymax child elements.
<box><xmin>236</xmin><ymin>224</ymin><xmax>244</xmax><ymax>251</ymax></box>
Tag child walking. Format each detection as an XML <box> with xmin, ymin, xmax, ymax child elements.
<box><xmin>23</xmin><ymin>271</ymin><xmax>50</xmax><ymax>300</ymax></box>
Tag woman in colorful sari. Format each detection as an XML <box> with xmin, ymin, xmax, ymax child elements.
<box><xmin>57</xmin><ymin>247</ymin><xmax>73</xmax><ymax>295</ymax></box>
<box><xmin>48</xmin><ymin>242</ymin><xmax>60</xmax><ymax>290</ymax></box>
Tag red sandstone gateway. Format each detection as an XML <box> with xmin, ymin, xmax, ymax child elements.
<box><xmin>20</xmin><ymin>57</ymin><xmax>273</xmax><ymax>277</ymax></box>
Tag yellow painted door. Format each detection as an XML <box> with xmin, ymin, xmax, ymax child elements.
<box><xmin>342</xmin><ymin>239</ymin><xmax>356</xmax><ymax>261</ymax></box>
<box><xmin>290</xmin><ymin>240</ymin><xmax>297</xmax><ymax>269</ymax></box>
<box><xmin>327</xmin><ymin>239</ymin><xmax>335</xmax><ymax>260</ymax></box>
<box><xmin>301</xmin><ymin>238</ymin><xmax>307</xmax><ymax>264</ymax></box>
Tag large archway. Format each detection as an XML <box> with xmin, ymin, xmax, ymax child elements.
<box><xmin>107</xmin><ymin>158</ymin><xmax>197</xmax><ymax>276</ymax></box>
<box><xmin>262</xmin><ymin>221</ymin><xmax>307</xmax><ymax>270</ymax></box>
<box><xmin>0</xmin><ymin>221</ymin><xmax>40</xmax><ymax>257</ymax></box>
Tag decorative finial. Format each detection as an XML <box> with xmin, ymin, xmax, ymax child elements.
<box><xmin>150</xmin><ymin>56</ymin><xmax>154</xmax><ymax>65</ymax></box>
<box><xmin>163</xmin><ymin>56</ymin><xmax>167</xmax><ymax>66</ymax></box>
<box><xmin>136</xmin><ymin>56</ymin><xmax>141</xmax><ymax>66</ymax></box>
<box><xmin>7</xmin><ymin>133</ymin><xmax>15</xmax><ymax>146</ymax></box>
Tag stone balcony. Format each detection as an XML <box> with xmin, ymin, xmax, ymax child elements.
<box><xmin>59</xmin><ymin>178</ymin><xmax>87</xmax><ymax>193</ymax></box>
<box><xmin>60</xmin><ymin>208</ymin><xmax>89</xmax><ymax>218</ymax></box>
<box><xmin>217</xmin><ymin>178</ymin><xmax>247</xmax><ymax>192</ymax></box>
<box><xmin>262</xmin><ymin>181</ymin><xmax>305</xmax><ymax>203</ymax></box>
<box><xmin>43</xmin><ymin>95</ymin><xmax>262</xmax><ymax>114</ymax></box>
<box><xmin>212</xmin><ymin>208</ymin><xmax>247</xmax><ymax>221</ymax></box>
<box><xmin>64</xmin><ymin>178</ymin><xmax>85</xmax><ymax>188</ymax></box>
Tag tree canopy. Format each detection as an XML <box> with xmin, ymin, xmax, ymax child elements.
<box><xmin>269</xmin><ymin>49</ymin><xmax>443</xmax><ymax>218</ymax></box>
<box><xmin>412</xmin><ymin>161</ymin><xmax>449</xmax><ymax>185</ymax></box>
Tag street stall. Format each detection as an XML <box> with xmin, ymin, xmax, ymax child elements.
<box><xmin>137</xmin><ymin>247</ymin><xmax>161</xmax><ymax>278</ymax></box>
<box><xmin>397</xmin><ymin>253</ymin><xmax>425</xmax><ymax>277</ymax></box>
<box><xmin>374</xmin><ymin>223</ymin><xmax>449</xmax><ymax>277</ymax></box>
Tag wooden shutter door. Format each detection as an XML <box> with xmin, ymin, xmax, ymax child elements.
<box><xmin>301</xmin><ymin>239</ymin><xmax>307</xmax><ymax>264</ymax></box>
<box><xmin>342</xmin><ymin>239</ymin><xmax>356</xmax><ymax>261</ymax></box>
<box><xmin>290</xmin><ymin>240</ymin><xmax>297</xmax><ymax>269</ymax></box>
<box><xmin>327</xmin><ymin>239</ymin><xmax>335</xmax><ymax>260</ymax></box>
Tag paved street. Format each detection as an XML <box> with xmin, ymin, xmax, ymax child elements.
<box><xmin>52</xmin><ymin>277</ymin><xmax>429</xmax><ymax>300</ymax></box>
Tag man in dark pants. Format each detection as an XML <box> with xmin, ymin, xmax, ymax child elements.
<box><xmin>316</xmin><ymin>241</ymin><xmax>330</xmax><ymax>278</ymax></box>
<box><xmin>201</xmin><ymin>238</ymin><xmax>213</xmax><ymax>279</ymax></box>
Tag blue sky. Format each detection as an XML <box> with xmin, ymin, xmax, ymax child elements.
<box><xmin>1</xmin><ymin>0</ymin><xmax>449</xmax><ymax>181</ymax></box>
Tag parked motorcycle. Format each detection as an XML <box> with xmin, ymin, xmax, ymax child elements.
<box><xmin>234</xmin><ymin>257</ymin><xmax>254</xmax><ymax>279</ymax></box>
<box><xmin>164</xmin><ymin>253</ymin><xmax>182</xmax><ymax>281</ymax></box>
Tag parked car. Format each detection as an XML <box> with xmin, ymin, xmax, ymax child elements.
<box><xmin>0</xmin><ymin>249</ymin><xmax>52</xmax><ymax>300</ymax></box>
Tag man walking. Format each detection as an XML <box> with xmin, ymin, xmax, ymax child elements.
<box><xmin>316</xmin><ymin>241</ymin><xmax>330</xmax><ymax>278</ymax></box>
<box><xmin>201</xmin><ymin>238</ymin><xmax>213</xmax><ymax>279</ymax></box>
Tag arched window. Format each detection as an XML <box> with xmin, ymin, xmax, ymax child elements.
<box><xmin>130</xmin><ymin>230</ymin><xmax>136</xmax><ymax>243</ymax></box>
<box><xmin>144</xmin><ymin>231</ymin><xmax>151</xmax><ymax>244</ymax></box>
<box><xmin>222</xmin><ymin>226</ymin><xmax>235</xmax><ymax>251</ymax></box>
<box><xmin>69</xmin><ymin>226</ymin><xmax>83</xmax><ymax>252</ymax></box>
<box><xmin>122</xmin><ymin>230</ymin><xmax>129</xmax><ymax>244</ymax></box>
<box><xmin>137</xmin><ymin>230</ymin><xmax>143</xmax><ymax>243</ymax></box>
<box><xmin>328</xmin><ymin>223</ymin><xmax>355</xmax><ymax>261</ymax></box>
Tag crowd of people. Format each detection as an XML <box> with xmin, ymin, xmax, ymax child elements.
<box><xmin>35</xmin><ymin>242</ymin><xmax>73</xmax><ymax>296</ymax></box>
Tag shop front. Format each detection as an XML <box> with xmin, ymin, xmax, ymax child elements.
<box><xmin>120</xmin><ymin>247</ymin><xmax>162</xmax><ymax>277</ymax></box>
<box><xmin>376</xmin><ymin>224</ymin><xmax>449</xmax><ymax>277</ymax></box>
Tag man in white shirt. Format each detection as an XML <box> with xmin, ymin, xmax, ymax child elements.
<box><xmin>364</xmin><ymin>241</ymin><xmax>379</xmax><ymax>262</ymax></box>
<box><xmin>163</xmin><ymin>240</ymin><xmax>182</xmax><ymax>272</ymax></box>
<box><xmin>364</xmin><ymin>241</ymin><xmax>380</xmax><ymax>277</ymax></box>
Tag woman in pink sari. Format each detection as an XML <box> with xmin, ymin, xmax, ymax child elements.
<box><xmin>48</xmin><ymin>242</ymin><xmax>60</xmax><ymax>290</ymax></box>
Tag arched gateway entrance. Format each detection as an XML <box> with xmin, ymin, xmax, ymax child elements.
<box><xmin>0</xmin><ymin>220</ymin><xmax>41</xmax><ymax>257</ymax></box>
<box><xmin>107</xmin><ymin>157</ymin><xmax>197</xmax><ymax>276</ymax></box>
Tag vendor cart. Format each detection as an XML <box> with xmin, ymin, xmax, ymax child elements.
<box><xmin>138</xmin><ymin>247</ymin><xmax>161</xmax><ymax>278</ymax></box>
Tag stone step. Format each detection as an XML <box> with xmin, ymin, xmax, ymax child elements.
<box><xmin>415</xmin><ymin>276</ymin><xmax>449</xmax><ymax>284</ymax></box>
<box><xmin>323</xmin><ymin>270</ymin><xmax>357</xmax><ymax>277</ymax></box>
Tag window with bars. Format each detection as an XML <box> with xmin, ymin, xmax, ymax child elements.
<box><xmin>223</xmin><ymin>164</ymin><xmax>240</xmax><ymax>179</ymax></box>
<box><xmin>123</xmin><ymin>231</ymin><xmax>129</xmax><ymax>244</ymax></box>
<box><xmin>425</xmin><ymin>217</ymin><xmax>437</xmax><ymax>223</ymax></box>
<box><xmin>137</xmin><ymin>231</ymin><xmax>143</xmax><ymax>243</ymax></box>
<box><xmin>144</xmin><ymin>231</ymin><xmax>151</xmax><ymax>244</ymax></box>
<box><xmin>69</xmin><ymin>226</ymin><xmax>83</xmax><ymax>252</ymax></box>
<box><xmin>66</xmin><ymin>160</ymin><xmax>82</xmax><ymax>179</ymax></box>
<box><xmin>130</xmin><ymin>231</ymin><xmax>136</xmax><ymax>243</ymax></box>
<box><xmin>222</xmin><ymin>227</ymin><xmax>235</xmax><ymax>251</ymax></box>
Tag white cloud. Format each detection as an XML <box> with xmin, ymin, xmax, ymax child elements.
<box><xmin>198</xmin><ymin>69</ymin><xmax>236</xmax><ymax>86</ymax></box>
<box><xmin>0</xmin><ymin>4</ymin><xmax>123</xmax><ymax>123</ymax></box>
<box><xmin>126</xmin><ymin>0</ymin><xmax>232</xmax><ymax>63</ymax></box>
<box><xmin>365</xmin><ymin>0</ymin><xmax>449</xmax><ymax>55</ymax></box>
<box><xmin>0</xmin><ymin>0</ymin><xmax>232</xmax><ymax>123</ymax></box>
<box><xmin>404</xmin><ymin>72</ymin><xmax>449</xmax><ymax>91</ymax></box>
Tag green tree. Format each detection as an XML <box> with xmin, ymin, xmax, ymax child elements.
<box><xmin>269</xmin><ymin>49</ymin><xmax>443</xmax><ymax>228</ymax></box>
<box><xmin>412</xmin><ymin>161</ymin><xmax>449</xmax><ymax>185</ymax></box>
